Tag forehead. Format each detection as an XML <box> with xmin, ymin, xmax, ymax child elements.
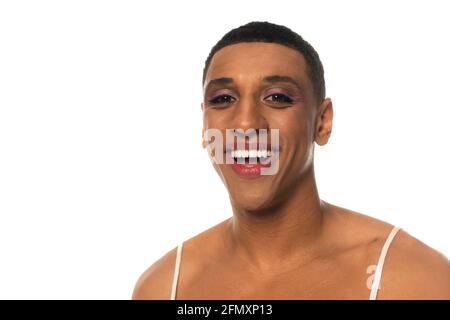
<box><xmin>204</xmin><ymin>42</ymin><xmax>309</xmax><ymax>88</ymax></box>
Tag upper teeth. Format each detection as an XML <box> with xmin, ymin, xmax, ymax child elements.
<box><xmin>231</xmin><ymin>150</ymin><xmax>272</xmax><ymax>158</ymax></box>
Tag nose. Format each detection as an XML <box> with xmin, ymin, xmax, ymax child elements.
<box><xmin>231</xmin><ymin>94</ymin><xmax>269</xmax><ymax>133</ymax></box>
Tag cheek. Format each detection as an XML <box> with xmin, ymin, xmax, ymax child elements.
<box><xmin>283</xmin><ymin>124</ymin><xmax>311</xmax><ymax>157</ymax></box>
<box><xmin>276</xmin><ymin>113</ymin><xmax>315</xmax><ymax>162</ymax></box>
<box><xmin>277</xmin><ymin>107</ymin><xmax>315</xmax><ymax>141</ymax></box>
<box><xmin>203</xmin><ymin>111</ymin><xmax>228</xmax><ymax>130</ymax></box>
<box><xmin>272</xmin><ymin>110</ymin><xmax>310</xmax><ymax>140</ymax></box>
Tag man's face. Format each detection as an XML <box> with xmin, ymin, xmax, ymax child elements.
<box><xmin>202</xmin><ymin>42</ymin><xmax>332</xmax><ymax>211</ymax></box>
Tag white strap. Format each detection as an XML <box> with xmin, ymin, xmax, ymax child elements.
<box><xmin>170</xmin><ymin>242</ymin><xmax>183</xmax><ymax>300</ymax></box>
<box><xmin>369</xmin><ymin>226</ymin><xmax>401</xmax><ymax>300</ymax></box>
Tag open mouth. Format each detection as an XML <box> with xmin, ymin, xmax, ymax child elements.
<box><xmin>224</xmin><ymin>146</ymin><xmax>280</xmax><ymax>177</ymax></box>
<box><xmin>230</xmin><ymin>149</ymin><xmax>272</xmax><ymax>165</ymax></box>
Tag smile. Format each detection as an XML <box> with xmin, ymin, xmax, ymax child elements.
<box><xmin>231</xmin><ymin>149</ymin><xmax>272</xmax><ymax>164</ymax></box>
<box><xmin>226</xmin><ymin>147</ymin><xmax>280</xmax><ymax>178</ymax></box>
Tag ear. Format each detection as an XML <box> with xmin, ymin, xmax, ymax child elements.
<box><xmin>314</xmin><ymin>98</ymin><xmax>333</xmax><ymax>146</ymax></box>
<box><xmin>201</xmin><ymin>102</ymin><xmax>208</xmax><ymax>148</ymax></box>
<box><xmin>202</xmin><ymin>127</ymin><xmax>207</xmax><ymax>148</ymax></box>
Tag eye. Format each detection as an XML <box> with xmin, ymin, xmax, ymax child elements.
<box><xmin>264</xmin><ymin>93</ymin><xmax>294</xmax><ymax>104</ymax></box>
<box><xmin>208</xmin><ymin>94</ymin><xmax>236</xmax><ymax>105</ymax></box>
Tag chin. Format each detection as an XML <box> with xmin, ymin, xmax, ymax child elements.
<box><xmin>229</xmin><ymin>189</ymin><xmax>276</xmax><ymax>213</ymax></box>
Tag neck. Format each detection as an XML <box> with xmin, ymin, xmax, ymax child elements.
<box><xmin>226</xmin><ymin>165</ymin><xmax>326</xmax><ymax>273</ymax></box>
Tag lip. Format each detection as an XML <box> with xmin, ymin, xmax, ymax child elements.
<box><xmin>230</xmin><ymin>160</ymin><xmax>272</xmax><ymax>177</ymax></box>
<box><xmin>223</xmin><ymin>142</ymin><xmax>280</xmax><ymax>178</ymax></box>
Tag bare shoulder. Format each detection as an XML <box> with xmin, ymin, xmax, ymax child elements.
<box><xmin>378</xmin><ymin>228</ymin><xmax>450</xmax><ymax>299</ymax></box>
<box><xmin>325</xmin><ymin>202</ymin><xmax>450</xmax><ymax>299</ymax></box>
<box><xmin>132</xmin><ymin>218</ymin><xmax>230</xmax><ymax>300</ymax></box>
<box><xmin>132</xmin><ymin>246</ymin><xmax>178</xmax><ymax>300</ymax></box>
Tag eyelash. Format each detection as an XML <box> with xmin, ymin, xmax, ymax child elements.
<box><xmin>264</xmin><ymin>93</ymin><xmax>294</xmax><ymax>104</ymax></box>
<box><xmin>208</xmin><ymin>93</ymin><xmax>294</xmax><ymax>106</ymax></box>
<box><xmin>208</xmin><ymin>95</ymin><xmax>235</xmax><ymax>105</ymax></box>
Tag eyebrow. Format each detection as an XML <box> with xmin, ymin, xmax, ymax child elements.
<box><xmin>204</xmin><ymin>75</ymin><xmax>304</xmax><ymax>94</ymax></box>
<box><xmin>203</xmin><ymin>77</ymin><xmax>233</xmax><ymax>92</ymax></box>
<box><xmin>263</xmin><ymin>75</ymin><xmax>303</xmax><ymax>93</ymax></box>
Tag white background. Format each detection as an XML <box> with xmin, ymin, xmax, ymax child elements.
<box><xmin>0</xmin><ymin>0</ymin><xmax>449</xmax><ymax>299</ymax></box>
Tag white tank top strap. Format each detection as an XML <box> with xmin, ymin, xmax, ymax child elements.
<box><xmin>369</xmin><ymin>226</ymin><xmax>401</xmax><ymax>300</ymax></box>
<box><xmin>170</xmin><ymin>242</ymin><xmax>184</xmax><ymax>300</ymax></box>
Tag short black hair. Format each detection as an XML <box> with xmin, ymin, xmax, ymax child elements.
<box><xmin>202</xmin><ymin>21</ymin><xmax>326</xmax><ymax>103</ymax></box>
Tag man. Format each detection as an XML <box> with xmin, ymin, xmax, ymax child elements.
<box><xmin>133</xmin><ymin>21</ymin><xmax>450</xmax><ymax>299</ymax></box>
